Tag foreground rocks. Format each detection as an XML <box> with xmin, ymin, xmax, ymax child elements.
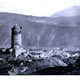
<box><xmin>0</xmin><ymin>47</ymin><xmax>80</xmax><ymax>75</ymax></box>
<box><xmin>8</xmin><ymin>56</ymin><xmax>67</xmax><ymax>75</ymax></box>
<box><xmin>30</xmin><ymin>57</ymin><xmax>80</xmax><ymax>75</ymax></box>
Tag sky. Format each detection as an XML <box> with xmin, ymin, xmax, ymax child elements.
<box><xmin>0</xmin><ymin>0</ymin><xmax>80</xmax><ymax>17</ymax></box>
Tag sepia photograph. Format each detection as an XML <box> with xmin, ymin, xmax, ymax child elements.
<box><xmin>0</xmin><ymin>0</ymin><xmax>80</xmax><ymax>75</ymax></box>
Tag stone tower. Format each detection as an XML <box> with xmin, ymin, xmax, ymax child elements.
<box><xmin>11</xmin><ymin>24</ymin><xmax>23</xmax><ymax>57</ymax></box>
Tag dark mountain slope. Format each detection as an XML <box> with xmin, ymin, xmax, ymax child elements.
<box><xmin>0</xmin><ymin>12</ymin><xmax>80</xmax><ymax>49</ymax></box>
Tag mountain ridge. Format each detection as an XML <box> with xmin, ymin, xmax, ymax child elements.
<box><xmin>51</xmin><ymin>5</ymin><xmax>80</xmax><ymax>17</ymax></box>
<box><xmin>0</xmin><ymin>12</ymin><xmax>80</xmax><ymax>50</ymax></box>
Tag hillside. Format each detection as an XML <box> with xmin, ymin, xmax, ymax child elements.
<box><xmin>51</xmin><ymin>5</ymin><xmax>80</xmax><ymax>18</ymax></box>
<box><xmin>0</xmin><ymin>12</ymin><xmax>80</xmax><ymax>50</ymax></box>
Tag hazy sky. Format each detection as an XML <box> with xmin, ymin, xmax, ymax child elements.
<box><xmin>0</xmin><ymin>0</ymin><xmax>80</xmax><ymax>17</ymax></box>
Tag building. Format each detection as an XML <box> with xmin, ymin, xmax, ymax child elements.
<box><xmin>11</xmin><ymin>24</ymin><xmax>27</xmax><ymax>57</ymax></box>
<box><xmin>0</xmin><ymin>24</ymin><xmax>28</xmax><ymax>58</ymax></box>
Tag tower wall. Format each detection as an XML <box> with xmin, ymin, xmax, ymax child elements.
<box><xmin>11</xmin><ymin>24</ymin><xmax>23</xmax><ymax>57</ymax></box>
<box><xmin>11</xmin><ymin>25</ymin><xmax>22</xmax><ymax>49</ymax></box>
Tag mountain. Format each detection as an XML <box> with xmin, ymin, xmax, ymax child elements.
<box><xmin>51</xmin><ymin>5</ymin><xmax>80</xmax><ymax>17</ymax></box>
<box><xmin>0</xmin><ymin>12</ymin><xmax>80</xmax><ymax>50</ymax></box>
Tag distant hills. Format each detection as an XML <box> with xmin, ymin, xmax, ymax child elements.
<box><xmin>51</xmin><ymin>5</ymin><xmax>80</xmax><ymax>17</ymax></box>
<box><xmin>1</xmin><ymin>6</ymin><xmax>80</xmax><ymax>50</ymax></box>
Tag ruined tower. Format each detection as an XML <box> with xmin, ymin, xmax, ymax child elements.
<box><xmin>11</xmin><ymin>24</ymin><xmax>23</xmax><ymax>57</ymax></box>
